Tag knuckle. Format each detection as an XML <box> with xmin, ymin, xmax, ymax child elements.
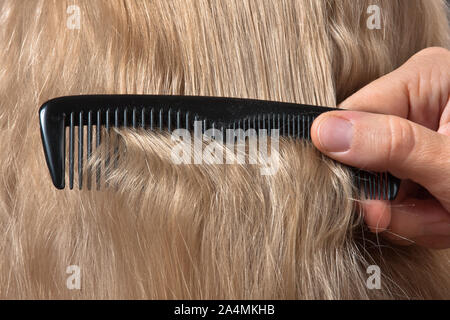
<box><xmin>416</xmin><ymin>46</ymin><xmax>450</xmax><ymax>59</ymax></box>
<box><xmin>386</xmin><ymin>117</ymin><xmax>416</xmax><ymax>165</ymax></box>
<box><xmin>409</xmin><ymin>47</ymin><xmax>450</xmax><ymax>67</ymax></box>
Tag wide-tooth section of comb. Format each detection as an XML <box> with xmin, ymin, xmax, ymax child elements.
<box><xmin>39</xmin><ymin>95</ymin><xmax>400</xmax><ymax>200</ymax></box>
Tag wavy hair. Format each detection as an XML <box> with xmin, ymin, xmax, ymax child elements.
<box><xmin>0</xmin><ymin>0</ymin><xmax>449</xmax><ymax>299</ymax></box>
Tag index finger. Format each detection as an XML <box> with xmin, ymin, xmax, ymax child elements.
<box><xmin>339</xmin><ymin>47</ymin><xmax>450</xmax><ymax>131</ymax></box>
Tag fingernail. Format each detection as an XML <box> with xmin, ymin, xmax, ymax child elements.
<box><xmin>317</xmin><ymin>116</ymin><xmax>353</xmax><ymax>152</ymax></box>
<box><xmin>421</xmin><ymin>223</ymin><xmax>450</xmax><ymax>236</ymax></box>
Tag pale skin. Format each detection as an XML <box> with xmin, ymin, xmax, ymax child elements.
<box><xmin>311</xmin><ymin>47</ymin><xmax>450</xmax><ymax>249</ymax></box>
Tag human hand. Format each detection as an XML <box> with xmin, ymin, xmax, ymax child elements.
<box><xmin>311</xmin><ymin>47</ymin><xmax>450</xmax><ymax>249</ymax></box>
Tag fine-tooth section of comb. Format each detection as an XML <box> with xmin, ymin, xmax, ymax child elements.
<box><xmin>353</xmin><ymin>170</ymin><xmax>400</xmax><ymax>200</ymax></box>
<box><xmin>38</xmin><ymin>95</ymin><xmax>400</xmax><ymax>200</ymax></box>
<box><xmin>78</xmin><ymin>111</ymin><xmax>83</xmax><ymax>190</ymax></box>
<box><xmin>68</xmin><ymin>112</ymin><xmax>74</xmax><ymax>189</ymax></box>
<box><xmin>87</xmin><ymin>110</ymin><xmax>92</xmax><ymax>190</ymax></box>
<box><xmin>96</xmin><ymin>110</ymin><xmax>101</xmax><ymax>190</ymax></box>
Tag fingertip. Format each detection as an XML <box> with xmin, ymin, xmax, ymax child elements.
<box><xmin>337</xmin><ymin>96</ymin><xmax>365</xmax><ymax>111</ymax></box>
<box><xmin>361</xmin><ymin>200</ymin><xmax>391</xmax><ymax>233</ymax></box>
<box><xmin>311</xmin><ymin>111</ymin><xmax>353</xmax><ymax>154</ymax></box>
<box><xmin>310</xmin><ymin>113</ymin><xmax>325</xmax><ymax>150</ymax></box>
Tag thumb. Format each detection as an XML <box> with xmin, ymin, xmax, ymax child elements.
<box><xmin>311</xmin><ymin>110</ymin><xmax>450</xmax><ymax>210</ymax></box>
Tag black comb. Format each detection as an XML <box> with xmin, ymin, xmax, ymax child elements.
<box><xmin>39</xmin><ymin>95</ymin><xmax>400</xmax><ymax>199</ymax></box>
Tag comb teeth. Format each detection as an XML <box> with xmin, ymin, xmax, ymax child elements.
<box><xmin>354</xmin><ymin>170</ymin><xmax>400</xmax><ymax>200</ymax></box>
<box><xmin>39</xmin><ymin>95</ymin><xmax>400</xmax><ymax>200</ymax></box>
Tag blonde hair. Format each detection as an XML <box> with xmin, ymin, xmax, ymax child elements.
<box><xmin>0</xmin><ymin>0</ymin><xmax>449</xmax><ymax>299</ymax></box>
